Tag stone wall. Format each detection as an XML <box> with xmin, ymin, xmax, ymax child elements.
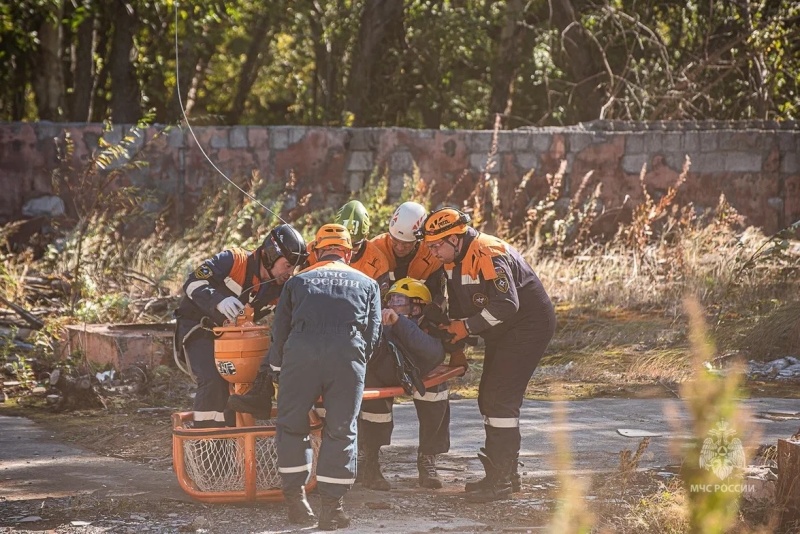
<box><xmin>0</xmin><ymin>121</ymin><xmax>797</xmax><ymax>234</ymax></box>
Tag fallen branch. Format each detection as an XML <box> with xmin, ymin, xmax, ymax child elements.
<box><xmin>0</xmin><ymin>295</ymin><xmax>44</xmax><ymax>330</ymax></box>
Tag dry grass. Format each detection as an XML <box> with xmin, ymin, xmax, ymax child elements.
<box><xmin>2</xmin><ymin>139</ymin><xmax>799</xmax><ymax>533</ymax></box>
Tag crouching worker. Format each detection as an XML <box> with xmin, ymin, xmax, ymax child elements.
<box><xmin>269</xmin><ymin>224</ymin><xmax>381</xmax><ymax>530</ymax></box>
<box><xmin>360</xmin><ymin>278</ymin><xmax>451</xmax><ymax>491</ymax></box>
<box><xmin>174</xmin><ymin>224</ymin><xmax>307</xmax><ymax>428</ymax></box>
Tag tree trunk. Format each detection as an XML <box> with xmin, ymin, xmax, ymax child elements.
<box><xmin>345</xmin><ymin>0</ymin><xmax>404</xmax><ymax>126</ymax></box>
<box><xmin>89</xmin><ymin>4</ymin><xmax>111</xmax><ymax>122</ymax></box>
<box><xmin>308</xmin><ymin>2</ymin><xmax>343</xmax><ymax>125</ymax></box>
<box><xmin>31</xmin><ymin>0</ymin><xmax>66</xmax><ymax>121</ymax></box>
<box><xmin>485</xmin><ymin>0</ymin><xmax>537</xmax><ymax>129</ymax></box>
<box><xmin>69</xmin><ymin>0</ymin><xmax>96</xmax><ymax>121</ymax></box>
<box><xmin>109</xmin><ymin>0</ymin><xmax>140</xmax><ymax>124</ymax></box>
<box><xmin>227</xmin><ymin>10</ymin><xmax>274</xmax><ymax>124</ymax></box>
<box><xmin>548</xmin><ymin>0</ymin><xmax>607</xmax><ymax>122</ymax></box>
<box><xmin>8</xmin><ymin>59</ymin><xmax>29</xmax><ymax>121</ymax></box>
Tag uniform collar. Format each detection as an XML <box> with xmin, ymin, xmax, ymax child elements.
<box><xmin>453</xmin><ymin>227</ymin><xmax>478</xmax><ymax>264</ymax></box>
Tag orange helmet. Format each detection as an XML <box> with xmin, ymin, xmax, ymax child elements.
<box><xmin>315</xmin><ymin>223</ymin><xmax>353</xmax><ymax>250</ymax></box>
<box><xmin>420</xmin><ymin>208</ymin><xmax>471</xmax><ymax>242</ymax></box>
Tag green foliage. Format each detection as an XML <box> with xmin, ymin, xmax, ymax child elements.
<box><xmin>522</xmin><ymin>161</ymin><xmax>604</xmax><ymax>258</ymax></box>
<box><xmin>43</xmin><ymin>122</ymin><xmax>170</xmax><ymax>320</ymax></box>
<box><xmin>292</xmin><ymin>166</ymin><xmax>431</xmax><ymax>241</ymax></box>
<box><xmin>0</xmin><ymin>326</ymin><xmax>37</xmax><ymax>390</ymax></box>
<box><xmin>2</xmin><ymin>0</ymin><xmax>797</xmax><ymax>125</ymax></box>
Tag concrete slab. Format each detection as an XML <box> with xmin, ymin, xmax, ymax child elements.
<box><xmin>55</xmin><ymin>323</ymin><xmax>174</xmax><ymax>371</ymax></box>
<box><xmin>0</xmin><ymin>415</ymin><xmax>190</xmax><ymax>503</ymax></box>
<box><xmin>390</xmin><ymin>397</ymin><xmax>800</xmax><ymax>477</ymax></box>
<box><xmin>1</xmin><ymin>397</ymin><xmax>798</xmax><ymax>533</ymax></box>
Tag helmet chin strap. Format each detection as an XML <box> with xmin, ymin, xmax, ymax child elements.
<box><xmin>442</xmin><ymin>235</ymin><xmax>460</xmax><ymax>257</ymax></box>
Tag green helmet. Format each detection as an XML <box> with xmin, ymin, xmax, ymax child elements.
<box><xmin>335</xmin><ymin>200</ymin><xmax>370</xmax><ymax>244</ymax></box>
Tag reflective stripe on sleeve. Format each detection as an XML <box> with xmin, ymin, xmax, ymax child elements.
<box><xmin>482</xmin><ymin>415</ymin><xmax>519</xmax><ymax>428</ymax></box>
<box><xmin>270</xmin><ymin>364</ymin><xmax>281</xmax><ymax>373</ymax></box>
<box><xmin>224</xmin><ymin>276</ymin><xmax>243</xmax><ymax>295</ymax></box>
<box><xmin>480</xmin><ymin>308</ymin><xmax>502</xmax><ymax>326</ymax></box>
<box><xmin>413</xmin><ymin>389</ymin><xmax>449</xmax><ymax>402</ymax></box>
<box><xmin>185</xmin><ymin>280</ymin><xmax>209</xmax><ymax>298</ymax></box>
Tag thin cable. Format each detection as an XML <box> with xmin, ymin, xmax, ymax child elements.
<box><xmin>173</xmin><ymin>2</ymin><xmax>285</xmax><ymax>224</ymax></box>
<box><xmin>174</xmin><ymin>2</ymin><xmax>307</xmax><ymax>276</ymax></box>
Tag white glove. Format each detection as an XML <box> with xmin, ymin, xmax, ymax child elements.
<box><xmin>216</xmin><ymin>297</ymin><xmax>245</xmax><ymax>321</ymax></box>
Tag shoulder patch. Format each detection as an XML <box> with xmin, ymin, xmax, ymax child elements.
<box><xmin>493</xmin><ymin>267</ymin><xmax>510</xmax><ymax>293</ymax></box>
<box><xmin>194</xmin><ymin>264</ymin><xmax>213</xmax><ymax>280</ymax></box>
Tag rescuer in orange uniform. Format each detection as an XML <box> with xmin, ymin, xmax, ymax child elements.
<box><xmin>421</xmin><ymin>207</ymin><xmax>556</xmax><ymax>502</ymax></box>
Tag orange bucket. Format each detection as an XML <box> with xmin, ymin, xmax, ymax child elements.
<box><xmin>212</xmin><ymin>324</ymin><xmax>270</xmax><ymax>384</ymax></box>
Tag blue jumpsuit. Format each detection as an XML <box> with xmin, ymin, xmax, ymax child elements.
<box><xmin>175</xmin><ymin>248</ymin><xmax>282</xmax><ymax>428</ymax></box>
<box><xmin>269</xmin><ymin>258</ymin><xmax>381</xmax><ymax>499</ymax></box>
<box><xmin>360</xmin><ymin>316</ymin><xmax>449</xmax><ymax>455</ymax></box>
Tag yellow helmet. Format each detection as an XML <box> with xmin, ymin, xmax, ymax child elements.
<box><xmin>421</xmin><ymin>207</ymin><xmax>471</xmax><ymax>242</ymax></box>
<box><xmin>387</xmin><ymin>277</ymin><xmax>432</xmax><ymax>304</ymax></box>
<box><xmin>315</xmin><ymin>223</ymin><xmax>353</xmax><ymax>250</ymax></box>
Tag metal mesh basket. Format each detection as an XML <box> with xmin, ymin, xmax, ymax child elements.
<box><xmin>172</xmin><ymin>411</ymin><xmax>323</xmax><ymax>503</ymax></box>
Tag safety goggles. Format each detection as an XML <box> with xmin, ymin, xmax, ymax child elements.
<box><xmin>386</xmin><ymin>293</ymin><xmax>413</xmax><ymax>315</ymax></box>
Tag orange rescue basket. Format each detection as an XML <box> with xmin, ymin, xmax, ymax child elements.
<box><xmin>172</xmin><ymin>312</ymin><xmax>465</xmax><ymax>504</ymax></box>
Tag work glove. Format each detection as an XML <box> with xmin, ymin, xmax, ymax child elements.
<box><xmin>216</xmin><ymin>296</ymin><xmax>245</xmax><ymax>321</ymax></box>
<box><xmin>440</xmin><ymin>319</ymin><xmax>469</xmax><ymax>344</ymax></box>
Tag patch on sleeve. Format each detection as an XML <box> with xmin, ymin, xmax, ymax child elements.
<box><xmin>194</xmin><ymin>264</ymin><xmax>213</xmax><ymax>280</ymax></box>
<box><xmin>493</xmin><ymin>268</ymin><xmax>510</xmax><ymax>293</ymax></box>
<box><xmin>472</xmin><ymin>292</ymin><xmax>488</xmax><ymax>308</ymax></box>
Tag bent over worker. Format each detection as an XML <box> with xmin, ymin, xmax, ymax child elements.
<box><xmin>174</xmin><ymin>224</ymin><xmax>307</xmax><ymax>428</ymax></box>
<box><xmin>359</xmin><ymin>277</ymin><xmax>450</xmax><ymax>491</ymax></box>
<box><xmin>228</xmin><ymin>200</ymin><xmax>389</xmax><ymax>418</ymax></box>
<box><xmin>370</xmin><ymin>201</ymin><xmax>442</xmax><ymax>288</ymax></box>
<box><xmin>421</xmin><ymin>208</ymin><xmax>556</xmax><ymax>503</ymax></box>
<box><xmin>269</xmin><ymin>224</ymin><xmax>381</xmax><ymax>530</ymax></box>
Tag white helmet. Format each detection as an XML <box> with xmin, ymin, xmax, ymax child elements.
<box><xmin>389</xmin><ymin>202</ymin><xmax>427</xmax><ymax>242</ymax></box>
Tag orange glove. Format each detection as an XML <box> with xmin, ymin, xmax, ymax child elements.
<box><xmin>441</xmin><ymin>320</ymin><xmax>469</xmax><ymax>344</ymax></box>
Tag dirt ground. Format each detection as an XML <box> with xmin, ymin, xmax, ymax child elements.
<box><xmin>2</xmin><ymin>368</ymin><xmax>794</xmax><ymax>533</ymax></box>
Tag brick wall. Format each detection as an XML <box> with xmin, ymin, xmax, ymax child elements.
<box><xmin>1</xmin><ymin>121</ymin><xmax>797</xmax><ymax>234</ymax></box>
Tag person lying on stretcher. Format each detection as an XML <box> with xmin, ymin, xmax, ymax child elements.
<box><xmin>358</xmin><ymin>277</ymin><xmax>465</xmax><ymax>491</ymax></box>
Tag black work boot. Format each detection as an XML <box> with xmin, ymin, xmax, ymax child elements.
<box><xmin>283</xmin><ymin>486</ymin><xmax>316</xmax><ymax>526</ymax></box>
<box><xmin>465</xmin><ymin>449</ymin><xmax>522</xmax><ymax>493</ymax></box>
<box><xmin>362</xmin><ymin>448</ymin><xmax>391</xmax><ymax>490</ymax></box>
<box><xmin>226</xmin><ymin>370</ymin><xmax>274</xmax><ymax>420</ymax></box>
<box><xmin>318</xmin><ymin>495</ymin><xmax>350</xmax><ymax>530</ymax></box>
<box><xmin>417</xmin><ymin>453</ymin><xmax>443</xmax><ymax>489</ymax></box>
<box><xmin>464</xmin><ymin>451</ymin><xmax>513</xmax><ymax>503</ymax></box>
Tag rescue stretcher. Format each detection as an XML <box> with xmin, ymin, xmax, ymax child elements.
<box><xmin>172</xmin><ymin>322</ymin><xmax>466</xmax><ymax>503</ymax></box>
